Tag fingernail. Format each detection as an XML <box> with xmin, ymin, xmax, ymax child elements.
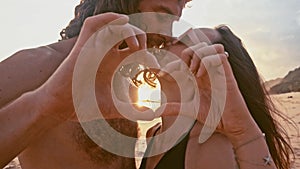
<box><xmin>119</xmin><ymin>14</ymin><xmax>129</xmax><ymax>18</ymax></box>
<box><xmin>157</xmin><ymin>71</ymin><xmax>165</xmax><ymax>77</ymax></box>
<box><xmin>189</xmin><ymin>68</ymin><xmax>196</xmax><ymax>75</ymax></box>
<box><xmin>196</xmin><ymin>71</ymin><xmax>202</xmax><ymax>78</ymax></box>
<box><xmin>224</xmin><ymin>51</ymin><xmax>229</xmax><ymax>57</ymax></box>
<box><xmin>197</xmin><ymin>68</ymin><xmax>204</xmax><ymax>77</ymax></box>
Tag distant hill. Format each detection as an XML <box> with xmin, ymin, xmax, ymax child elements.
<box><xmin>268</xmin><ymin>67</ymin><xmax>300</xmax><ymax>94</ymax></box>
<box><xmin>264</xmin><ymin>78</ymin><xmax>283</xmax><ymax>91</ymax></box>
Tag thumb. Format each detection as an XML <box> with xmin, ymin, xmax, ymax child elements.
<box><xmin>157</xmin><ymin>59</ymin><xmax>188</xmax><ymax>77</ymax></box>
<box><xmin>120</xmin><ymin>50</ymin><xmax>161</xmax><ymax>69</ymax></box>
<box><xmin>155</xmin><ymin>101</ymin><xmax>198</xmax><ymax>119</ymax></box>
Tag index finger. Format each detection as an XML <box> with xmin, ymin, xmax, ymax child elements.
<box><xmin>85</xmin><ymin>13</ymin><xmax>129</xmax><ymax>32</ymax></box>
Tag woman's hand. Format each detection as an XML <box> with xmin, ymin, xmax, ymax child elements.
<box><xmin>157</xmin><ymin>38</ymin><xmax>262</xmax><ymax>145</ymax></box>
<box><xmin>189</xmin><ymin>44</ymin><xmax>261</xmax><ymax>144</ymax></box>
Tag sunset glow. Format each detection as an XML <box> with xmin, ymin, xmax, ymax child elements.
<box><xmin>136</xmin><ymin>72</ymin><xmax>161</xmax><ymax>111</ymax></box>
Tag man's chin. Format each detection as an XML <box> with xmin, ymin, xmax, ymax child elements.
<box><xmin>72</xmin><ymin>119</ymin><xmax>138</xmax><ymax>164</ymax></box>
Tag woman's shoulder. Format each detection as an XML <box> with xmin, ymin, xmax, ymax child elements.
<box><xmin>186</xmin><ymin>122</ymin><xmax>237</xmax><ymax>168</ymax></box>
<box><xmin>186</xmin><ymin>131</ymin><xmax>237</xmax><ymax>169</ymax></box>
<box><xmin>146</xmin><ymin>122</ymin><xmax>162</xmax><ymax>138</ymax></box>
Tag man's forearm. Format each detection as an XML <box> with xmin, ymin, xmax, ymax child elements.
<box><xmin>0</xmin><ymin>90</ymin><xmax>60</xmax><ymax>167</ymax></box>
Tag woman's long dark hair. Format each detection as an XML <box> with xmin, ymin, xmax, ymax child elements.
<box><xmin>60</xmin><ymin>0</ymin><xmax>140</xmax><ymax>40</ymax></box>
<box><xmin>215</xmin><ymin>25</ymin><xmax>295</xmax><ymax>169</ymax></box>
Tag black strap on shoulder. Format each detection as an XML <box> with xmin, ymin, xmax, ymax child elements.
<box><xmin>140</xmin><ymin>121</ymin><xmax>196</xmax><ymax>169</ymax></box>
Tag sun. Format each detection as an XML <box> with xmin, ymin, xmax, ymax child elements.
<box><xmin>136</xmin><ymin>72</ymin><xmax>161</xmax><ymax>111</ymax></box>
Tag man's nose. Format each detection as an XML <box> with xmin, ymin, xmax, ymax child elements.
<box><xmin>160</xmin><ymin>0</ymin><xmax>184</xmax><ymax>17</ymax></box>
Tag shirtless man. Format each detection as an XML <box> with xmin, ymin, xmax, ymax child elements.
<box><xmin>0</xmin><ymin>0</ymin><xmax>190</xmax><ymax>168</ymax></box>
<box><xmin>1</xmin><ymin>0</ymin><xmax>284</xmax><ymax>169</ymax></box>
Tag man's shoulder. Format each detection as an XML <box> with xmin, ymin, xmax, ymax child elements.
<box><xmin>11</xmin><ymin>37</ymin><xmax>77</xmax><ymax>60</ymax></box>
<box><xmin>8</xmin><ymin>46</ymin><xmax>61</xmax><ymax>62</ymax></box>
<box><xmin>45</xmin><ymin>37</ymin><xmax>77</xmax><ymax>57</ymax></box>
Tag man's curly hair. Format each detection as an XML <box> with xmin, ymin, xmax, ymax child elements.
<box><xmin>60</xmin><ymin>0</ymin><xmax>140</xmax><ymax>40</ymax></box>
<box><xmin>60</xmin><ymin>0</ymin><xmax>192</xmax><ymax>40</ymax></box>
<box><xmin>60</xmin><ymin>0</ymin><xmax>97</xmax><ymax>40</ymax></box>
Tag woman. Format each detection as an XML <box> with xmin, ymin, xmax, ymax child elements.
<box><xmin>0</xmin><ymin>1</ymin><xmax>293</xmax><ymax>169</ymax></box>
<box><xmin>139</xmin><ymin>26</ymin><xmax>294</xmax><ymax>169</ymax></box>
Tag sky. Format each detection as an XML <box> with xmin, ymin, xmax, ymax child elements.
<box><xmin>1</xmin><ymin>0</ymin><xmax>299</xmax><ymax>81</ymax></box>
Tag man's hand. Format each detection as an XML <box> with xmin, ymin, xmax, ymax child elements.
<box><xmin>38</xmin><ymin>13</ymin><xmax>148</xmax><ymax>122</ymax></box>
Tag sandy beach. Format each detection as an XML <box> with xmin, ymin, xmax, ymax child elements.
<box><xmin>4</xmin><ymin>92</ymin><xmax>300</xmax><ymax>169</ymax></box>
<box><xmin>271</xmin><ymin>92</ymin><xmax>300</xmax><ymax>169</ymax></box>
